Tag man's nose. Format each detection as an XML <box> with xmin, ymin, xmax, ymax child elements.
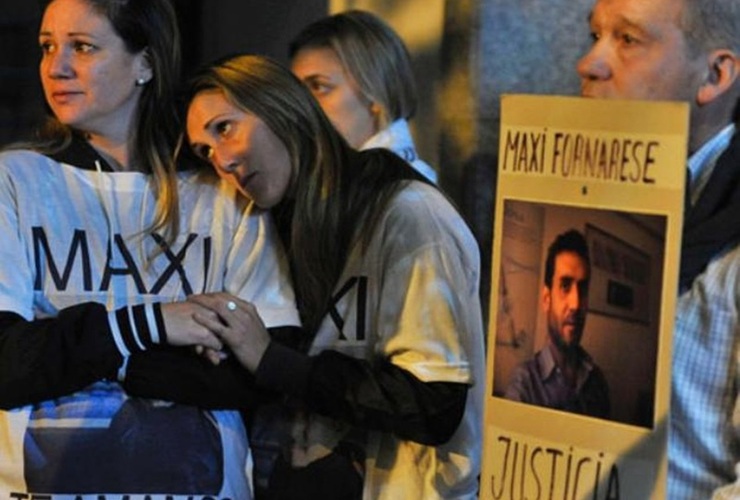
<box><xmin>576</xmin><ymin>42</ymin><xmax>611</xmax><ymax>83</ymax></box>
<box><xmin>567</xmin><ymin>286</ymin><xmax>582</xmax><ymax>311</ymax></box>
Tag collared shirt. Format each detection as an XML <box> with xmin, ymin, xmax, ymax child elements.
<box><xmin>360</xmin><ymin>118</ymin><xmax>439</xmax><ymax>184</ymax></box>
<box><xmin>504</xmin><ymin>343</ymin><xmax>610</xmax><ymax>418</ymax></box>
<box><xmin>668</xmin><ymin>127</ymin><xmax>740</xmax><ymax>499</ymax></box>
<box><xmin>688</xmin><ymin>124</ymin><xmax>735</xmax><ymax>205</ymax></box>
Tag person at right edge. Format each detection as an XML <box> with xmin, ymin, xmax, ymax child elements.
<box><xmin>578</xmin><ymin>0</ymin><xmax>740</xmax><ymax>498</ymax></box>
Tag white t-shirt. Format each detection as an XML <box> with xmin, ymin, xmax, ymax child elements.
<box><xmin>306</xmin><ymin>181</ymin><xmax>485</xmax><ymax>499</ymax></box>
<box><xmin>0</xmin><ymin>150</ymin><xmax>299</xmax><ymax>500</ymax></box>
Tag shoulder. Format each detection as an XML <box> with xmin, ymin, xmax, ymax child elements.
<box><xmin>681</xmin><ymin>241</ymin><xmax>740</xmax><ymax>310</ymax></box>
<box><xmin>505</xmin><ymin>357</ymin><xmax>538</xmax><ymax>398</ymax></box>
<box><xmin>588</xmin><ymin>360</ymin><xmax>609</xmax><ymax>385</ymax></box>
<box><xmin>384</xmin><ymin>182</ymin><xmax>475</xmax><ymax>245</ymax></box>
<box><xmin>0</xmin><ymin>149</ymin><xmax>58</xmax><ymax>167</ymax></box>
<box><xmin>176</xmin><ymin>172</ymin><xmax>269</xmax><ymax>238</ymax></box>
<box><xmin>178</xmin><ymin>171</ymin><xmax>247</xmax><ymax>208</ymax></box>
<box><xmin>0</xmin><ymin>150</ymin><xmax>62</xmax><ymax>184</ymax></box>
<box><xmin>387</xmin><ymin>181</ymin><xmax>454</xmax><ymax>217</ymax></box>
<box><xmin>365</xmin><ymin>181</ymin><xmax>481</xmax><ymax>282</ymax></box>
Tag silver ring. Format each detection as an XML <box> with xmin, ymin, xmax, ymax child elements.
<box><xmin>226</xmin><ymin>300</ymin><xmax>237</xmax><ymax>311</ymax></box>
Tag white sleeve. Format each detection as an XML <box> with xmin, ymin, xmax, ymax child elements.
<box><xmin>379</xmin><ymin>242</ymin><xmax>476</xmax><ymax>384</ymax></box>
<box><xmin>0</xmin><ymin>153</ymin><xmax>35</xmax><ymax>319</ymax></box>
<box><xmin>375</xmin><ymin>190</ymin><xmax>483</xmax><ymax>385</ymax></box>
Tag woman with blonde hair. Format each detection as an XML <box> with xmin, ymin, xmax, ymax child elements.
<box><xmin>185</xmin><ymin>54</ymin><xmax>484</xmax><ymax>499</ymax></box>
<box><xmin>290</xmin><ymin>10</ymin><xmax>438</xmax><ymax>183</ymax></box>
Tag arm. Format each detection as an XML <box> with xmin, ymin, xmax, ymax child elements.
<box><xmin>189</xmin><ymin>294</ymin><xmax>468</xmax><ymax>444</ymax></box>
<box><xmin>121</xmin><ymin>204</ymin><xmax>303</xmax><ymax>409</ymax></box>
<box><xmin>257</xmin><ymin>341</ymin><xmax>468</xmax><ymax>446</ymax></box>
<box><xmin>187</xmin><ymin>190</ymin><xmax>480</xmax><ymax>444</ymax></box>
<box><xmin>0</xmin><ymin>301</ymin><xmax>222</xmax><ymax>410</ymax></box>
<box><xmin>121</xmin><ymin>347</ymin><xmax>265</xmax><ymax>409</ymax></box>
<box><xmin>0</xmin><ymin>305</ymin><xmax>120</xmax><ymax>409</ymax></box>
<box><xmin>188</xmin><ymin>294</ymin><xmax>467</xmax><ymax>445</ymax></box>
<box><xmin>123</xmin><ymin>325</ymin><xmax>303</xmax><ymax>409</ymax></box>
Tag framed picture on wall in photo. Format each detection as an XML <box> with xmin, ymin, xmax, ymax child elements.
<box><xmin>585</xmin><ymin>223</ymin><xmax>654</xmax><ymax>325</ymax></box>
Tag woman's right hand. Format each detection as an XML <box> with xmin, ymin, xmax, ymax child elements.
<box><xmin>160</xmin><ymin>301</ymin><xmax>224</xmax><ymax>352</ymax></box>
<box><xmin>187</xmin><ymin>293</ymin><xmax>271</xmax><ymax>372</ymax></box>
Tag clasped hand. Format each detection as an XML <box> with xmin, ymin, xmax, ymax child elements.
<box><xmin>160</xmin><ymin>292</ymin><xmax>270</xmax><ymax>372</ymax></box>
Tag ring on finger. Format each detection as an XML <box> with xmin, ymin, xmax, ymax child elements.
<box><xmin>226</xmin><ymin>300</ymin><xmax>237</xmax><ymax>311</ymax></box>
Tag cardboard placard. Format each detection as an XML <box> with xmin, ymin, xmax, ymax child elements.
<box><xmin>480</xmin><ymin>94</ymin><xmax>689</xmax><ymax>500</ymax></box>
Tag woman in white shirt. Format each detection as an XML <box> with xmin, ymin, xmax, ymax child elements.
<box><xmin>289</xmin><ymin>10</ymin><xmax>438</xmax><ymax>183</ymax></box>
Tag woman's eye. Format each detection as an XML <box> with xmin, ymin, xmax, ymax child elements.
<box><xmin>216</xmin><ymin>121</ymin><xmax>232</xmax><ymax>136</ymax></box>
<box><xmin>74</xmin><ymin>41</ymin><xmax>96</xmax><ymax>53</ymax></box>
<box><xmin>306</xmin><ymin>79</ymin><xmax>332</xmax><ymax>96</ymax></box>
<box><xmin>194</xmin><ymin>145</ymin><xmax>213</xmax><ymax>162</ymax></box>
<box><xmin>39</xmin><ymin>41</ymin><xmax>56</xmax><ymax>54</ymax></box>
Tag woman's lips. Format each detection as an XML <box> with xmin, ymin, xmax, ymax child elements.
<box><xmin>50</xmin><ymin>91</ymin><xmax>83</xmax><ymax>104</ymax></box>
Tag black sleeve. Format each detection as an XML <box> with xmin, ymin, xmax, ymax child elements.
<box><xmin>122</xmin><ymin>326</ymin><xmax>303</xmax><ymax>409</ymax></box>
<box><xmin>0</xmin><ymin>304</ymin><xmax>123</xmax><ymax>410</ymax></box>
<box><xmin>122</xmin><ymin>347</ymin><xmax>269</xmax><ymax>409</ymax></box>
<box><xmin>256</xmin><ymin>341</ymin><xmax>469</xmax><ymax>446</ymax></box>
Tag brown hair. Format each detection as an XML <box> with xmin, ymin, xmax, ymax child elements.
<box><xmin>32</xmin><ymin>0</ymin><xmax>183</xmax><ymax>241</ymax></box>
<box><xmin>185</xmin><ymin>54</ymin><xmax>426</xmax><ymax>332</ymax></box>
<box><xmin>289</xmin><ymin>10</ymin><xmax>417</xmax><ymax>130</ymax></box>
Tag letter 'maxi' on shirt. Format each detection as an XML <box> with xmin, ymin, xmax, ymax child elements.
<box><xmin>32</xmin><ymin>226</ymin><xmax>212</xmax><ymax>295</ymax></box>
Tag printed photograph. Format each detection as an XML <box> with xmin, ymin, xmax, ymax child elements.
<box><xmin>492</xmin><ymin>199</ymin><xmax>666</xmax><ymax>428</ymax></box>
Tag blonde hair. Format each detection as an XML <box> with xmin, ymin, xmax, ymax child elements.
<box><xmin>289</xmin><ymin>10</ymin><xmax>417</xmax><ymax>130</ymax></box>
<box><xmin>185</xmin><ymin>55</ymin><xmax>425</xmax><ymax>332</ymax></box>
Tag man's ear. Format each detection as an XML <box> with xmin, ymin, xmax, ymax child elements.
<box><xmin>697</xmin><ymin>50</ymin><xmax>740</xmax><ymax>105</ymax></box>
<box><xmin>541</xmin><ymin>285</ymin><xmax>551</xmax><ymax>313</ymax></box>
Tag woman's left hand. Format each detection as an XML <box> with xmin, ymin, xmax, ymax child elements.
<box><xmin>187</xmin><ymin>292</ymin><xmax>271</xmax><ymax>373</ymax></box>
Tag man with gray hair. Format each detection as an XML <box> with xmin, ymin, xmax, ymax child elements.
<box><xmin>577</xmin><ymin>0</ymin><xmax>740</xmax><ymax>497</ymax></box>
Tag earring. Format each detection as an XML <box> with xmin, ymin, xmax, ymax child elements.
<box><xmin>135</xmin><ymin>78</ymin><xmax>147</xmax><ymax>86</ymax></box>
